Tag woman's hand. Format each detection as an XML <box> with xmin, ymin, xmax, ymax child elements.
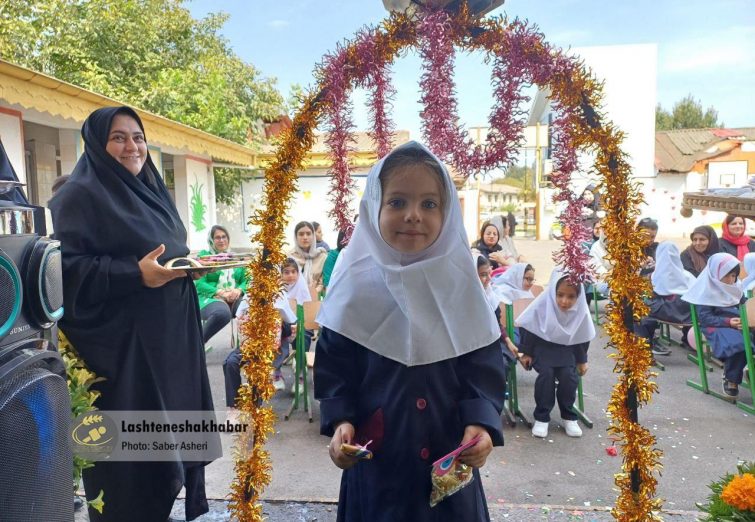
<box><xmin>519</xmin><ymin>354</ymin><xmax>533</xmax><ymax>370</ymax></box>
<box><xmin>138</xmin><ymin>244</ymin><xmax>185</xmax><ymax>288</ymax></box>
<box><xmin>329</xmin><ymin>422</ymin><xmax>359</xmax><ymax>470</ymax></box>
<box><xmin>488</xmin><ymin>251</ymin><xmax>507</xmax><ymax>264</ymax></box>
<box><xmin>458</xmin><ymin>425</ymin><xmax>493</xmax><ymax>468</ymax></box>
<box><xmin>226</xmin><ymin>288</ymin><xmax>243</xmax><ymax>303</ymax></box>
<box><xmin>577</xmin><ymin>362</ymin><xmax>589</xmax><ymax>376</ymax></box>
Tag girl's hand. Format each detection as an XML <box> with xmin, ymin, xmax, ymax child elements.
<box><xmin>458</xmin><ymin>425</ymin><xmax>493</xmax><ymax>468</ymax></box>
<box><xmin>519</xmin><ymin>354</ymin><xmax>533</xmax><ymax>370</ymax></box>
<box><xmin>577</xmin><ymin>363</ymin><xmax>589</xmax><ymax>376</ymax></box>
<box><xmin>139</xmin><ymin>244</ymin><xmax>185</xmax><ymax>288</ymax></box>
<box><xmin>730</xmin><ymin>318</ymin><xmax>742</xmax><ymax>329</ymax></box>
<box><xmin>504</xmin><ymin>337</ymin><xmax>519</xmax><ymax>358</ymax></box>
<box><xmin>329</xmin><ymin>422</ymin><xmax>358</xmax><ymax>470</ymax></box>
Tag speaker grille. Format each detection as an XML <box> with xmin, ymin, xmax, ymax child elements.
<box><xmin>0</xmin><ymin>254</ymin><xmax>21</xmax><ymax>338</ymax></box>
<box><xmin>0</xmin><ymin>365</ymin><xmax>72</xmax><ymax>521</ymax></box>
<box><xmin>42</xmin><ymin>249</ymin><xmax>64</xmax><ymax>315</ymax></box>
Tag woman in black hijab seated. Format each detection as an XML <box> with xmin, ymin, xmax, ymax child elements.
<box><xmin>49</xmin><ymin>107</ymin><xmax>219</xmax><ymax>522</ymax></box>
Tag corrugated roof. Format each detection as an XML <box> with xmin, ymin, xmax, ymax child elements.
<box><xmin>655</xmin><ymin>128</ymin><xmax>755</xmax><ymax>173</ymax></box>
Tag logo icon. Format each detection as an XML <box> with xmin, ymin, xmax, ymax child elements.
<box><xmin>72</xmin><ymin>412</ymin><xmax>117</xmax><ymax>459</ymax></box>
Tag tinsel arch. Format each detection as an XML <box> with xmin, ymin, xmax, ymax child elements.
<box><xmin>232</xmin><ymin>6</ymin><xmax>660</xmax><ymax>521</ymax></box>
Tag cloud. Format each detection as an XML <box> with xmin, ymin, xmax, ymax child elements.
<box><xmin>660</xmin><ymin>25</ymin><xmax>755</xmax><ymax>73</ymax></box>
<box><xmin>547</xmin><ymin>29</ymin><xmax>592</xmax><ymax>46</ymax></box>
<box><xmin>267</xmin><ymin>19</ymin><xmax>290</xmax><ymax>29</ymax></box>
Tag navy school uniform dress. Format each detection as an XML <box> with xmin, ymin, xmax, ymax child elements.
<box><xmin>698</xmin><ymin>301</ymin><xmax>752</xmax><ymax>384</ymax></box>
<box><xmin>634</xmin><ymin>293</ymin><xmax>692</xmax><ymax>349</ymax></box>
<box><xmin>314</xmin><ymin>327</ymin><xmax>507</xmax><ymax>522</ymax></box>
<box><xmin>518</xmin><ymin>328</ymin><xmax>589</xmax><ymax>423</ymax></box>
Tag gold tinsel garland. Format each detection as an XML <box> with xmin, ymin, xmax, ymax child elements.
<box><xmin>231</xmin><ymin>7</ymin><xmax>662</xmax><ymax>521</ymax></box>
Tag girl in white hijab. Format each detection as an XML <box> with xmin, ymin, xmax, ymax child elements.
<box><xmin>682</xmin><ymin>252</ymin><xmax>750</xmax><ymax>397</ymax></box>
<box><xmin>740</xmin><ymin>252</ymin><xmax>755</xmax><ymax>292</ymax></box>
<box><xmin>515</xmin><ymin>269</ymin><xmax>596</xmax><ymax>439</ymax></box>
<box><xmin>491</xmin><ymin>262</ymin><xmax>535</xmax><ymax>305</ymax></box>
<box><xmin>636</xmin><ymin>241</ymin><xmax>696</xmax><ymax>356</ymax></box>
<box><xmin>314</xmin><ymin>142</ymin><xmax>506</xmax><ymax>521</ymax></box>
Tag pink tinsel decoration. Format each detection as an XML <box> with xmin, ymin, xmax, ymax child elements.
<box><xmin>549</xmin><ymin>112</ymin><xmax>594</xmax><ymax>283</ymax></box>
<box><xmin>417</xmin><ymin>11</ymin><xmax>527</xmax><ymax>178</ymax></box>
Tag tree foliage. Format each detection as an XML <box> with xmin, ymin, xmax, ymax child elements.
<box><xmin>0</xmin><ymin>0</ymin><xmax>285</xmax><ymax>204</ymax></box>
<box><xmin>656</xmin><ymin>94</ymin><xmax>722</xmax><ymax>130</ymax></box>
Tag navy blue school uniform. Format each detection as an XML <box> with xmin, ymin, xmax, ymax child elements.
<box><xmin>518</xmin><ymin>328</ymin><xmax>589</xmax><ymax>423</ymax></box>
<box><xmin>314</xmin><ymin>327</ymin><xmax>506</xmax><ymax>522</ymax></box>
<box><xmin>698</xmin><ymin>301</ymin><xmax>752</xmax><ymax>384</ymax></box>
<box><xmin>634</xmin><ymin>293</ymin><xmax>692</xmax><ymax>348</ymax></box>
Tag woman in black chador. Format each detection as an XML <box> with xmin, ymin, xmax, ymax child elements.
<box><xmin>49</xmin><ymin>106</ymin><xmax>219</xmax><ymax>522</ymax></box>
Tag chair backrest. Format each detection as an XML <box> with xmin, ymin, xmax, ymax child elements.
<box><xmin>499</xmin><ymin>297</ymin><xmax>536</xmax><ymax>329</ymax></box>
<box><xmin>745</xmin><ymin>297</ymin><xmax>755</xmax><ymax>328</ymax></box>
<box><xmin>303</xmin><ymin>300</ymin><xmax>321</xmax><ymax>330</ymax></box>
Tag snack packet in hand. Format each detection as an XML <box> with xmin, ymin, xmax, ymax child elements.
<box><xmin>340</xmin><ymin>440</ymin><xmax>373</xmax><ymax>460</ymax></box>
<box><xmin>429</xmin><ymin>435</ymin><xmax>481</xmax><ymax>507</ymax></box>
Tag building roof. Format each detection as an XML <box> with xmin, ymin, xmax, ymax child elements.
<box><xmin>479</xmin><ymin>182</ymin><xmax>523</xmax><ymax>194</ymax></box>
<box><xmin>0</xmin><ymin>59</ymin><xmax>258</xmax><ymax>166</ymax></box>
<box><xmin>655</xmin><ymin>127</ymin><xmax>755</xmax><ymax>173</ymax></box>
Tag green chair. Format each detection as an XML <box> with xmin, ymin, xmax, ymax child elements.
<box><xmin>285</xmin><ymin>300</ymin><xmax>319</xmax><ymax>422</ymax></box>
<box><xmin>590</xmin><ymin>284</ymin><xmax>608</xmax><ymax>325</ymax></box>
<box><xmin>502</xmin><ymin>304</ymin><xmax>532</xmax><ymax>428</ymax></box>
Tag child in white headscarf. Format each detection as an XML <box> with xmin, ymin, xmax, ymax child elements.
<box><xmin>635</xmin><ymin>241</ymin><xmax>695</xmax><ymax>356</ymax></box>
<box><xmin>682</xmin><ymin>252</ymin><xmax>751</xmax><ymax>398</ymax></box>
<box><xmin>314</xmin><ymin>142</ymin><xmax>506</xmax><ymax>521</ymax></box>
<box><xmin>515</xmin><ymin>269</ymin><xmax>596</xmax><ymax>439</ymax></box>
<box><xmin>475</xmin><ymin>254</ymin><xmax>518</xmax><ymax>367</ymax></box>
<box><xmin>741</xmin><ymin>252</ymin><xmax>755</xmax><ymax>293</ymax></box>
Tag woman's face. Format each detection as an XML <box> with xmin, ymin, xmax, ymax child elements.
<box><xmin>482</xmin><ymin>225</ymin><xmax>499</xmax><ymax>247</ymax></box>
<box><xmin>106</xmin><ymin>114</ymin><xmax>147</xmax><ymax>176</ymax></box>
<box><xmin>582</xmin><ymin>191</ymin><xmax>595</xmax><ymax>204</ymax></box>
<box><xmin>691</xmin><ymin>233</ymin><xmax>709</xmax><ymax>254</ymax></box>
<box><xmin>296</xmin><ymin>226</ymin><xmax>314</xmax><ymax>249</ymax></box>
<box><xmin>315</xmin><ymin>225</ymin><xmax>323</xmax><ymax>242</ymax></box>
<box><xmin>593</xmin><ymin>222</ymin><xmax>602</xmax><ymax>238</ymax></box>
<box><xmin>212</xmin><ymin>229</ymin><xmax>229</xmax><ymax>253</ymax></box>
<box><xmin>477</xmin><ymin>264</ymin><xmax>491</xmax><ymax>289</ymax></box>
<box><xmin>522</xmin><ymin>269</ymin><xmax>535</xmax><ymax>291</ymax></box>
<box><xmin>728</xmin><ymin>217</ymin><xmax>745</xmax><ymax>238</ymax></box>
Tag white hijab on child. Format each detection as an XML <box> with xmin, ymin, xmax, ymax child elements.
<box><xmin>651</xmin><ymin>241</ymin><xmax>696</xmax><ymax>296</ymax></box>
<box><xmin>491</xmin><ymin>262</ymin><xmax>534</xmax><ymax>304</ymax></box>
<box><xmin>515</xmin><ymin>268</ymin><xmax>596</xmax><ymax>346</ymax></box>
<box><xmin>741</xmin><ymin>252</ymin><xmax>755</xmax><ymax>291</ymax></box>
<box><xmin>682</xmin><ymin>252</ymin><xmax>742</xmax><ymax>307</ymax></box>
<box><xmin>473</xmin><ymin>253</ymin><xmax>502</xmax><ymax>312</ymax></box>
<box><xmin>317</xmin><ymin>142</ymin><xmax>500</xmax><ymax>366</ymax></box>
<box><xmin>286</xmin><ymin>271</ymin><xmax>312</xmax><ymax>305</ymax></box>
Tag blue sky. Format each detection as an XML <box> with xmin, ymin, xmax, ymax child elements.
<box><xmin>188</xmin><ymin>0</ymin><xmax>754</xmax><ymax>136</ymax></box>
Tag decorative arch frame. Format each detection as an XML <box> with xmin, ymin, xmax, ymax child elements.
<box><xmin>232</xmin><ymin>7</ymin><xmax>660</xmax><ymax>521</ymax></box>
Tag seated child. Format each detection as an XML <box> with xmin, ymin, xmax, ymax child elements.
<box><xmin>515</xmin><ymin>269</ymin><xmax>596</xmax><ymax>439</ymax></box>
<box><xmin>682</xmin><ymin>252</ymin><xmax>753</xmax><ymax>397</ymax></box>
<box><xmin>475</xmin><ymin>254</ymin><xmax>516</xmax><ymax>368</ymax></box>
<box><xmin>635</xmin><ymin>241</ymin><xmax>694</xmax><ymax>356</ymax></box>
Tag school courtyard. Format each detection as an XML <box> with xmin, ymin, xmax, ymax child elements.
<box><xmin>77</xmin><ymin>239</ymin><xmax>751</xmax><ymax>521</ymax></box>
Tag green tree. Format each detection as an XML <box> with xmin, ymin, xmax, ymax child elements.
<box><xmin>0</xmin><ymin>0</ymin><xmax>285</xmax><ymax>204</ymax></box>
<box><xmin>656</xmin><ymin>94</ymin><xmax>722</xmax><ymax>130</ymax></box>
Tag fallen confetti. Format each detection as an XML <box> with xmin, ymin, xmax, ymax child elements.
<box><xmin>605</xmin><ymin>446</ymin><xmax>618</xmax><ymax>456</ymax></box>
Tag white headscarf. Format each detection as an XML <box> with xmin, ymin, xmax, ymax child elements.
<box><xmin>285</xmin><ymin>271</ymin><xmax>312</xmax><ymax>305</ymax></box>
<box><xmin>515</xmin><ymin>269</ymin><xmax>596</xmax><ymax>346</ymax></box>
<box><xmin>682</xmin><ymin>252</ymin><xmax>742</xmax><ymax>307</ymax></box>
<box><xmin>473</xmin><ymin>253</ymin><xmax>501</xmax><ymax>312</ymax></box>
<box><xmin>316</xmin><ymin>142</ymin><xmax>500</xmax><ymax>366</ymax></box>
<box><xmin>651</xmin><ymin>241</ymin><xmax>696</xmax><ymax>296</ymax></box>
<box><xmin>741</xmin><ymin>252</ymin><xmax>755</xmax><ymax>291</ymax></box>
<box><xmin>589</xmin><ymin>232</ymin><xmax>611</xmax><ymax>277</ymax></box>
<box><xmin>491</xmin><ymin>262</ymin><xmax>534</xmax><ymax>304</ymax></box>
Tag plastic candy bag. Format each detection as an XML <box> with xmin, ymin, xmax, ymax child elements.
<box><xmin>429</xmin><ymin>434</ymin><xmax>481</xmax><ymax>507</ymax></box>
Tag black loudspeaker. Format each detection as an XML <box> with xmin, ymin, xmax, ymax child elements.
<box><xmin>0</xmin><ymin>228</ymin><xmax>70</xmax><ymax>520</ymax></box>
<box><xmin>0</xmin><ymin>338</ymin><xmax>72</xmax><ymax>522</ymax></box>
<box><xmin>0</xmin><ymin>234</ymin><xmax>64</xmax><ymax>346</ymax></box>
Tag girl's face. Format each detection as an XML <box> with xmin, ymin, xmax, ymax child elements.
<box><xmin>728</xmin><ymin>217</ymin><xmax>745</xmax><ymax>238</ymax></box>
<box><xmin>582</xmin><ymin>191</ymin><xmax>595</xmax><ymax>204</ymax></box>
<box><xmin>522</xmin><ymin>269</ymin><xmax>535</xmax><ymax>291</ymax></box>
<box><xmin>281</xmin><ymin>266</ymin><xmax>299</xmax><ymax>286</ymax></box>
<box><xmin>212</xmin><ymin>229</ymin><xmax>229</xmax><ymax>253</ymax></box>
<box><xmin>555</xmin><ymin>280</ymin><xmax>579</xmax><ymax>311</ymax></box>
<box><xmin>482</xmin><ymin>225</ymin><xmax>499</xmax><ymax>247</ymax></box>
<box><xmin>379</xmin><ymin>165</ymin><xmax>443</xmax><ymax>253</ymax></box>
<box><xmin>477</xmin><ymin>264</ymin><xmax>491</xmax><ymax>288</ymax></box>
<box><xmin>691</xmin><ymin>233</ymin><xmax>709</xmax><ymax>254</ymax></box>
<box><xmin>721</xmin><ymin>271</ymin><xmax>738</xmax><ymax>285</ymax></box>
<box><xmin>296</xmin><ymin>226</ymin><xmax>314</xmax><ymax>249</ymax></box>
<box><xmin>106</xmin><ymin>114</ymin><xmax>147</xmax><ymax>176</ymax></box>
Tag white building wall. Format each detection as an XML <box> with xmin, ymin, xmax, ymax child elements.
<box><xmin>0</xmin><ymin>111</ymin><xmax>26</xmax><ymax>184</ymax></box>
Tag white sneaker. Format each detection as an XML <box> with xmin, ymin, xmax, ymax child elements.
<box><xmin>272</xmin><ymin>375</ymin><xmax>285</xmax><ymax>391</ymax></box>
<box><xmin>563</xmin><ymin>419</ymin><xmax>583</xmax><ymax>437</ymax></box>
<box><xmin>532</xmin><ymin>420</ymin><xmax>549</xmax><ymax>438</ymax></box>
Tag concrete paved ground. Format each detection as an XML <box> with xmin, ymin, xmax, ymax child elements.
<box><xmin>80</xmin><ymin>239</ymin><xmax>754</xmax><ymax>520</ymax></box>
